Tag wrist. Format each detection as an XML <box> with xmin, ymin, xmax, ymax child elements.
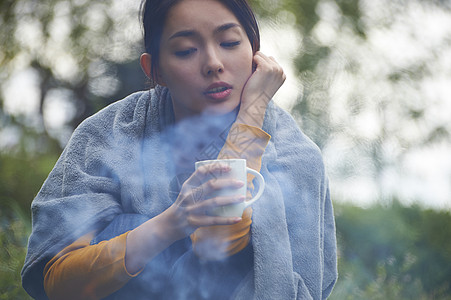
<box><xmin>158</xmin><ymin>205</ymin><xmax>186</xmax><ymax>243</ymax></box>
<box><xmin>237</xmin><ymin>104</ymin><xmax>265</xmax><ymax>128</ymax></box>
<box><xmin>238</xmin><ymin>93</ymin><xmax>269</xmax><ymax>128</ymax></box>
<box><xmin>125</xmin><ymin>211</ymin><xmax>178</xmax><ymax>273</ymax></box>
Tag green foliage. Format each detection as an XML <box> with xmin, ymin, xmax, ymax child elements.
<box><xmin>0</xmin><ymin>148</ymin><xmax>58</xmax><ymax>298</ymax></box>
<box><xmin>0</xmin><ymin>142</ymin><xmax>60</xmax><ymax>219</ymax></box>
<box><xmin>0</xmin><ymin>0</ymin><xmax>147</xmax><ymax>137</ymax></box>
<box><xmin>0</xmin><ymin>210</ymin><xmax>32</xmax><ymax>299</ymax></box>
<box><xmin>1</xmin><ymin>0</ymin><xmax>451</xmax><ymax>298</ymax></box>
<box><xmin>2</xmin><ymin>198</ymin><xmax>450</xmax><ymax>299</ymax></box>
<box><xmin>0</xmin><ymin>127</ymin><xmax>59</xmax><ymax>298</ymax></box>
<box><xmin>331</xmin><ymin>202</ymin><xmax>451</xmax><ymax>299</ymax></box>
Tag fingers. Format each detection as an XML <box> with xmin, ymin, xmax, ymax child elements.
<box><xmin>254</xmin><ymin>51</ymin><xmax>286</xmax><ymax>83</ymax></box>
<box><xmin>178</xmin><ymin>163</ymin><xmax>230</xmax><ymax>203</ymax></box>
<box><xmin>185</xmin><ymin>194</ymin><xmax>244</xmax><ymax>228</ymax></box>
<box><xmin>180</xmin><ymin>198</ymin><xmax>243</xmax><ymax>234</ymax></box>
<box><xmin>199</xmin><ymin>177</ymin><xmax>244</xmax><ymax>198</ymax></box>
<box><xmin>180</xmin><ymin>177</ymin><xmax>244</xmax><ymax>205</ymax></box>
<box><xmin>243</xmin><ymin>51</ymin><xmax>286</xmax><ymax>101</ymax></box>
<box><xmin>187</xmin><ymin>163</ymin><xmax>231</xmax><ymax>184</ymax></box>
<box><xmin>186</xmin><ymin>195</ymin><xmax>245</xmax><ymax>215</ymax></box>
<box><xmin>187</xmin><ymin>214</ymin><xmax>242</xmax><ymax>228</ymax></box>
<box><xmin>182</xmin><ymin>163</ymin><xmax>243</xmax><ymax>198</ymax></box>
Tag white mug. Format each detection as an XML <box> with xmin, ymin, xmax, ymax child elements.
<box><xmin>194</xmin><ymin>159</ymin><xmax>265</xmax><ymax>217</ymax></box>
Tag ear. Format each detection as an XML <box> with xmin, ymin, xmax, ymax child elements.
<box><xmin>140</xmin><ymin>53</ymin><xmax>166</xmax><ymax>86</ymax></box>
<box><xmin>140</xmin><ymin>53</ymin><xmax>152</xmax><ymax>78</ymax></box>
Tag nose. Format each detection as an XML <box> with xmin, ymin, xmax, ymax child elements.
<box><xmin>202</xmin><ymin>46</ymin><xmax>224</xmax><ymax>76</ymax></box>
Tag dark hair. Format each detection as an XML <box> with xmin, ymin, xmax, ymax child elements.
<box><xmin>140</xmin><ymin>0</ymin><xmax>260</xmax><ymax>82</ymax></box>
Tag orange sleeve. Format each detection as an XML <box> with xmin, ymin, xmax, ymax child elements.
<box><xmin>191</xmin><ymin>123</ymin><xmax>271</xmax><ymax>259</ymax></box>
<box><xmin>43</xmin><ymin>231</ymin><xmax>141</xmax><ymax>300</ymax></box>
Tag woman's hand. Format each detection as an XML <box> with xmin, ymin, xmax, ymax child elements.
<box><xmin>125</xmin><ymin>163</ymin><xmax>243</xmax><ymax>273</ymax></box>
<box><xmin>237</xmin><ymin>51</ymin><xmax>286</xmax><ymax>128</ymax></box>
<box><xmin>162</xmin><ymin>163</ymin><xmax>245</xmax><ymax>241</ymax></box>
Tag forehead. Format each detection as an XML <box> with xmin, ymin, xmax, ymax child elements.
<box><xmin>163</xmin><ymin>0</ymin><xmax>242</xmax><ymax>36</ymax></box>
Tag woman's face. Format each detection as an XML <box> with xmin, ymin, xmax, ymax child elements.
<box><xmin>157</xmin><ymin>0</ymin><xmax>253</xmax><ymax>120</ymax></box>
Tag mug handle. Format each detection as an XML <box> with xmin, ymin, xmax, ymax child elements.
<box><xmin>244</xmin><ymin>168</ymin><xmax>265</xmax><ymax>207</ymax></box>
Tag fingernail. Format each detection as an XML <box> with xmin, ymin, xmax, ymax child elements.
<box><xmin>235</xmin><ymin>180</ymin><xmax>245</xmax><ymax>186</ymax></box>
<box><xmin>233</xmin><ymin>217</ymin><xmax>242</xmax><ymax>222</ymax></box>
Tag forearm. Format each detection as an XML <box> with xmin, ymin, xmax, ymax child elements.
<box><xmin>218</xmin><ymin>123</ymin><xmax>270</xmax><ymax>173</ymax></box>
<box><xmin>44</xmin><ymin>212</ymin><xmax>180</xmax><ymax>300</ymax></box>
<box><xmin>124</xmin><ymin>209</ymin><xmax>180</xmax><ymax>274</ymax></box>
<box><xmin>44</xmin><ymin>232</ymin><xmax>136</xmax><ymax>300</ymax></box>
<box><xmin>236</xmin><ymin>97</ymin><xmax>268</xmax><ymax>128</ymax></box>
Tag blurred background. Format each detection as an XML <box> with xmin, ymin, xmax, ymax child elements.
<box><xmin>1</xmin><ymin>0</ymin><xmax>450</xmax><ymax>298</ymax></box>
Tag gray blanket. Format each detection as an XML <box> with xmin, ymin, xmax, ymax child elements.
<box><xmin>22</xmin><ymin>85</ymin><xmax>337</xmax><ymax>299</ymax></box>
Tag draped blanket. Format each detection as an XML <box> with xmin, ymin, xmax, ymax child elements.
<box><xmin>22</xmin><ymin>86</ymin><xmax>337</xmax><ymax>299</ymax></box>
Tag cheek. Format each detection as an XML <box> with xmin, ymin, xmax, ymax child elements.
<box><xmin>160</xmin><ymin>61</ymin><xmax>198</xmax><ymax>89</ymax></box>
<box><xmin>240</xmin><ymin>46</ymin><xmax>254</xmax><ymax>71</ymax></box>
<box><xmin>229</xmin><ymin>50</ymin><xmax>253</xmax><ymax>79</ymax></box>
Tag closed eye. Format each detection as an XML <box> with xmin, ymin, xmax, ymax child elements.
<box><xmin>175</xmin><ymin>48</ymin><xmax>197</xmax><ymax>57</ymax></box>
<box><xmin>221</xmin><ymin>41</ymin><xmax>241</xmax><ymax>48</ymax></box>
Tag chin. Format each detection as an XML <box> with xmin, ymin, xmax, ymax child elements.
<box><xmin>205</xmin><ymin>101</ymin><xmax>240</xmax><ymax>116</ymax></box>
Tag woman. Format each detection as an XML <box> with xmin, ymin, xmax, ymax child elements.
<box><xmin>22</xmin><ymin>0</ymin><xmax>337</xmax><ymax>299</ymax></box>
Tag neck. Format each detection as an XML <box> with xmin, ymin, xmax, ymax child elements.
<box><xmin>171</xmin><ymin>98</ymin><xmax>239</xmax><ymax>123</ymax></box>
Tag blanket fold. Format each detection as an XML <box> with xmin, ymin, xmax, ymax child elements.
<box><xmin>22</xmin><ymin>85</ymin><xmax>337</xmax><ymax>300</ymax></box>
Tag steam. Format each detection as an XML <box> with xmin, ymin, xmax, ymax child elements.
<box><xmin>166</xmin><ymin>108</ymin><xmax>239</xmax><ymax>201</ymax></box>
<box><xmin>36</xmin><ymin>100</ymin><xmax>318</xmax><ymax>299</ymax></box>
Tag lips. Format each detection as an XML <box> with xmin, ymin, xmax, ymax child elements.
<box><xmin>206</xmin><ymin>86</ymin><xmax>229</xmax><ymax>94</ymax></box>
<box><xmin>204</xmin><ymin>82</ymin><xmax>232</xmax><ymax>100</ymax></box>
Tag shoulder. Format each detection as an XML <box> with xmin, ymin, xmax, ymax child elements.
<box><xmin>265</xmin><ymin>102</ymin><xmax>321</xmax><ymax>154</ymax></box>
<box><xmin>69</xmin><ymin>91</ymin><xmax>153</xmax><ymax>140</ymax></box>
<box><xmin>59</xmin><ymin>91</ymin><xmax>152</xmax><ymax>161</ymax></box>
<box><xmin>264</xmin><ymin>102</ymin><xmax>325</xmax><ymax>175</ymax></box>
<box><xmin>78</xmin><ymin>91</ymin><xmax>150</xmax><ymax>131</ymax></box>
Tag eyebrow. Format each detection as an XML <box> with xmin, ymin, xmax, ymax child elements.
<box><xmin>168</xmin><ymin>23</ymin><xmax>241</xmax><ymax>40</ymax></box>
<box><xmin>215</xmin><ymin>23</ymin><xmax>240</xmax><ymax>34</ymax></box>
